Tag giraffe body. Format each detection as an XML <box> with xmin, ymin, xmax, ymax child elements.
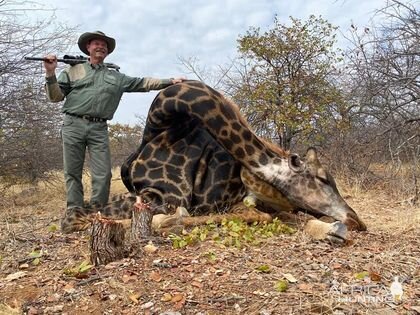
<box><xmin>121</xmin><ymin>80</ymin><xmax>365</xmax><ymax>231</ymax></box>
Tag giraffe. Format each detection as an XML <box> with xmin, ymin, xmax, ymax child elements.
<box><xmin>120</xmin><ymin>81</ymin><xmax>366</xmax><ymax>231</ymax></box>
<box><xmin>61</xmin><ymin>80</ymin><xmax>366</xmax><ymax>242</ymax></box>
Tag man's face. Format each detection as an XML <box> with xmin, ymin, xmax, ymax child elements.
<box><xmin>87</xmin><ymin>38</ymin><xmax>108</xmax><ymax>60</ymax></box>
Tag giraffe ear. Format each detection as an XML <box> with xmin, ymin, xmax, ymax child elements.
<box><xmin>305</xmin><ymin>147</ymin><xmax>318</xmax><ymax>162</ymax></box>
<box><xmin>288</xmin><ymin>153</ymin><xmax>305</xmax><ymax>173</ymax></box>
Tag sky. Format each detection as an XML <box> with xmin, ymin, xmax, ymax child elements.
<box><xmin>31</xmin><ymin>0</ymin><xmax>391</xmax><ymax>125</ymax></box>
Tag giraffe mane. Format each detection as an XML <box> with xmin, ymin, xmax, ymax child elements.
<box><xmin>223</xmin><ymin>96</ymin><xmax>289</xmax><ymax>159</ymax></box>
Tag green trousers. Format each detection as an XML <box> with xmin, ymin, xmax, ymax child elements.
<box><xmin>61</xmin><ymin>115</ymin><xmax>112</xmax><ymax>209</ymax></box>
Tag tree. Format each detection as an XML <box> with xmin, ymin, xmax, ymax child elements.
<box><xmin>0</xmin><ymin>1</ymin><xmax>76</xmax><ymax>186</ymax></box>
<box><xmin>224</xmin><ymin>15</ymin><xmax>342</xmax><ymax>149</ymax></box>
<box><xmin>325</xmin><ymin>0</ymin><xmax>419</xmax><ymax>201</ymax></box>
<box><xmin>108</xmin><ymin>122</ymin><xmax>145</xmax><ymax>168</ymax></box>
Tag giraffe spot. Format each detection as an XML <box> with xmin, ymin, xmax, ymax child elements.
<box><xmin>252</xmin><ymin>138</ymin><xmax>264</xmax><ymax>150</ymax></box>
<box><xmin>155</xmin><ymin>180</ymin><xmax>183</xmax><ymax>197</ymax></box>
<box><xmin>205</xmin><ymin>183</ymin><xmax>225</xmax><ymax>204</ymax></box>
<box><xmin>163</xmin><ymin>99</ymin><xmax>177</xmax><ymax>114</ymax></box>
<box><xmin>180</xmin><ymin>88</ymin><xmax>208</xmax><ymax>102</ymax></box>
<box><xmin>167</xmin><ymin>171</ymin><xmax>182</xmax><ymax>183</ymax></box>
<box><xmin>206</xmin><ymin>116</ymin><xmax>227</xmax><ymax>134</ymax></box>
<box><xmin>194</xmin><ymin>99</ymin><xmax>216</xmax><ymax>117</ymax></box>
<box><xmin>223</xmin><ymin>139</ymin><xmax>234</xmax><ymax>151</ymax></box>
<box><xmin>140</xmin><ymin>145</ymin><xmax>153</xmax><ymax>160</ymax></box>
<box><xmin>245</xmin><ymin>144</ymin><xmax>255</xmax><ymax>155</ymax></box>
<box><xmin>249</xmin><ymin>160</ymin><xmax>259</xmax><ymax>168</ymax></box>
<box><xmin>165</xmin><ymin>163</ymin><xmax>180</xmax><ymax>174</ymax></box>
<box><xmin>221</xmin><ymin>129</ymin><xmax>228</xmax><ymax>137</ymax></box>
<box><xmin>168</xmin><ymin>154</ymin><xmax>186</xmax><ymax>167</ymax></box>
<box><xmin>235</xmin><ymin>147</ymin><xmax>245</xmax><ymax>159</ymax></box>
<box><xmin>220</xmin><ymin>102</ymin><xmax>237</xmax><ymax>119</ymax></box>
<box><xmin>231</xmin><ymin>132</ymin><xmax>241</xmax><ymax>144</ymax></box>
<box><xmin>232</xmin><ymin>122</ymin><xmax>241</xmax><ymax>131</ymax></box>
<box><xmin>149</xmin><ymin>168</ymin><xmax>164</xmax><ymax>180</ymax></box>
<box><xmin>132</xmin><ymin>162</ymin><xmax>147</xmax><ymax>178</ymax></box>
<box><xmin>155</xmin><ymin>147</ymin><xmax>170</xmax><ymax>162</ymax></box>
<box><xmin>242</xmin><ymin>129</ymin><xmax>253</xmax><ymax>141</ymax></box>
<box><xmin>189</xmin><ymin>81</ymin><xmax>207</xmax><ymax>89</ymax></box>
<box><xmin>214</xmin><ymin>162</ymin><xmax>235</xmax><ymax>181</ymax></box>
<box><xmin>146</xmin><ymin>158</ymin><xmax>163</xmax><ymax>169</ymax></box>
<box><xmin>163</xmin><ymin>84</ymin><xmax>182</xmax><ymax>97</ymax></box>
<box><xmin>258</xmin><ymin>154</ymin><xmax>268</xmax><ymax>165</ymax></box>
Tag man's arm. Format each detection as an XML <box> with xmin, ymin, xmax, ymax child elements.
<box><xmin>43</xmin><ymin>54</ymin><xmax>66</xmax><ymax>102</ymax></box>
<box><xmin>121</xmin><ymin>75</ymin><xmax>186</xmax><ymax>92</ymax></box>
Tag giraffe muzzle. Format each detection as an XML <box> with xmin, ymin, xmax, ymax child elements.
<box><xmin>344</xmin><ymin>210</ymin><xmax>367</xmax><ymax>231</ymax></box>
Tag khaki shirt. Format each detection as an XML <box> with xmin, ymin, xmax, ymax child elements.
<box><xmin>45</xmin><ymin>62</ymin><xmax>173</xmax><ymax>120</ymax></box>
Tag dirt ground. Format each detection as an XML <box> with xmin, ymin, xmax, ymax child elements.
<box><xmin>0</xmin><ymin>178</ymin><xmax>419</xmax><ymax>315</ymax></box>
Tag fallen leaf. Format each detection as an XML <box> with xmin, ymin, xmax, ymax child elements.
<box><xmin>150</xmin><ymin>271</ymin><xmax>162</xmax><ymax>282</ymax></box>
<box><xmin>171</xmin><ymin>293</ymin><xmax>184</xmax><ymax>303</ymax></box>
<box><xmin>283</xmin><ymin>273</ymin><xmax>298</xmax><ymax>283</ymax></box>
<box><xmin>173</xmin><ymin>294</ymin><xmax>186</xmax><ymax>310</ymax></box>
<box><xmin>331</xmin><ymin>263</ymin><xmax>342</xmax><ymax>269</ymax></box>
<box><xmin>122</xmin><ymin>274</ymin><xmax>137</xmax><ymax>283</ymax></box>
<box><xmin>144</xmin><ymin>242</ymin><xmax>158</xmax><ymax>254</ymax></box>
<box><xmin>128</xmin><ymin>293</ymin><xmax>141</xmax><ymax>304</ymax></box>
<box><xmin>354</xmin><ymin>271</ymin><xmax>369</xmax><ymax>280</ymax></box>
<box><xmin>369</xmin><ymin>271</ymin><xmax>382</xmax><ymax>282</ymax></box>
<box><xmin>140</xmin><ymin>301</ymin><xmax>154</xmax><ymax>309</ymax></box>
<box><xmin>297</xmin><ymin>283</ymin><xmax>313</xmax><ymax>293</ymax></box>
<box><xmin>255</xmin><ymin>265</ymin><xmax>271</xmax><ymax>273</ymax></box>
<box><xmin>161</xmin><ymin>293</ymin><xmax>172</xmax><ymax>302</ymax></box>
<box><xmin>5</xmin><ymin>271</ymin><xmax>27</xmax><ymax>281</ymax></box>
<box><xmin>191</xmin><ymin>281</ymin><xmax>203</xmax><ymax>288</ymax></box>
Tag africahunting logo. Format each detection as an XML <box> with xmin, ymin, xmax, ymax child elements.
<box><xmin>329</xmin><ymin>276</ymin><xmax>403</xmax><ymax>304</ymax></box>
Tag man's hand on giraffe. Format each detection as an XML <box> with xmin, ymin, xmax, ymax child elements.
<box><xmin>171</xmin><ymin>77</ymin><xmax>187</xmax><ymax>84</ymax></box>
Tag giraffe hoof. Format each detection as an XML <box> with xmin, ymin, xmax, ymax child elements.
<box><xmin>325</xmin><ymin>221</ymin><xmax>348</xmax><ymax>244</ymax></box>
<box><xmin>304</xmin><ymin>219</ymin><xmax>348</xmax><ymax>244</ymax></box>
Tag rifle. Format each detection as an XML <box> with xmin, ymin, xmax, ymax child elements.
<box><xmin>24</xmin><ymin>55</ymin><xmax>120</xmax><ymax>71</ymax></box>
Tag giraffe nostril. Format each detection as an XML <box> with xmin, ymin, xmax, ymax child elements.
<box><xmin>345</xmin><ymin>213</ymin><xmax>367</xmax><ymax>231</ymax></box>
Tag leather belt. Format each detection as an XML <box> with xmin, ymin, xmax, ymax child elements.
<box><xmin>66</xmin><ymin>112</ymin><xmax>107</xmax><ymax>122</ymax></box>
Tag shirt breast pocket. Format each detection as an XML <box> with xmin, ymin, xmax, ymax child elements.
<box><xmin>104</xmin><ymin>75</ymin><xmax>118</xmax><ymax>92</ymax></box>
<box><xmin>70</xmin><ymin>76</ymin><xmax>93</xmax><ymax>90</ymax></box>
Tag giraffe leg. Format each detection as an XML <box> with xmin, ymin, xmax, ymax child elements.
<box><xmin>304</xmin><ymin>219</ymin><xmax>348</xmax><ymax>244</ymax></box>
<box><xmin>176</xmin><ymin>203</ymin><xmax>272</xmax><ymax>228</ymax></box>
<box><xmin>151</xmin><ymin>202</ymin><xmax>273</xmax><ymax>235</ymax></box>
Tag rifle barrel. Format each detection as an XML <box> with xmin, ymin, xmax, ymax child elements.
<box><xmin>24</xmin><ymin>56</ymin><xmax>86</xmax><ymax>63</ymax></box>
<box><xmin>24</xmin><ymin>56</ymin><xmax>120</xmax><ymax>71</ymax></box>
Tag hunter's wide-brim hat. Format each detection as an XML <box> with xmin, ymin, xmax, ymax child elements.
<box><xmin>77</xmin><ymin>31</ymin><xmax>116</xmax><ymax>55</ymax></box>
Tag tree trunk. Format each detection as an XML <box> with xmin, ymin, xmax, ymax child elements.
<box><xmin>131</xmin><ymin>196</ymin><xmax>154</xmax><ymax>242</ymax></box>
<box><xmin>90</xmin><ymin>214</ymin><xmax>126</xmax><ymax>266</ymax></box>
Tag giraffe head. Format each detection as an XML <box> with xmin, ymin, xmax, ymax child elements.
<box><xmin>241</xmin><ymin>147</ymin><xmax>366</xmax><ymax>231</ymax></box>
<box><xmin>279</xmin><ymin>147</ymin><xmax>366</xmax><ymax>231</ymax></box>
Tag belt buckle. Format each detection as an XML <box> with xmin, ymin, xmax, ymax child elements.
<box><xmin>81</xmin><ymin>115</ymin><xmax>91</xmax><ymax>121</ymax></box>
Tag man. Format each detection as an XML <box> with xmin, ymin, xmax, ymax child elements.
<box><xmin>43</xmin><ymin>30</ymin><xmax>184</xmax><ymax>217</ymax></box>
